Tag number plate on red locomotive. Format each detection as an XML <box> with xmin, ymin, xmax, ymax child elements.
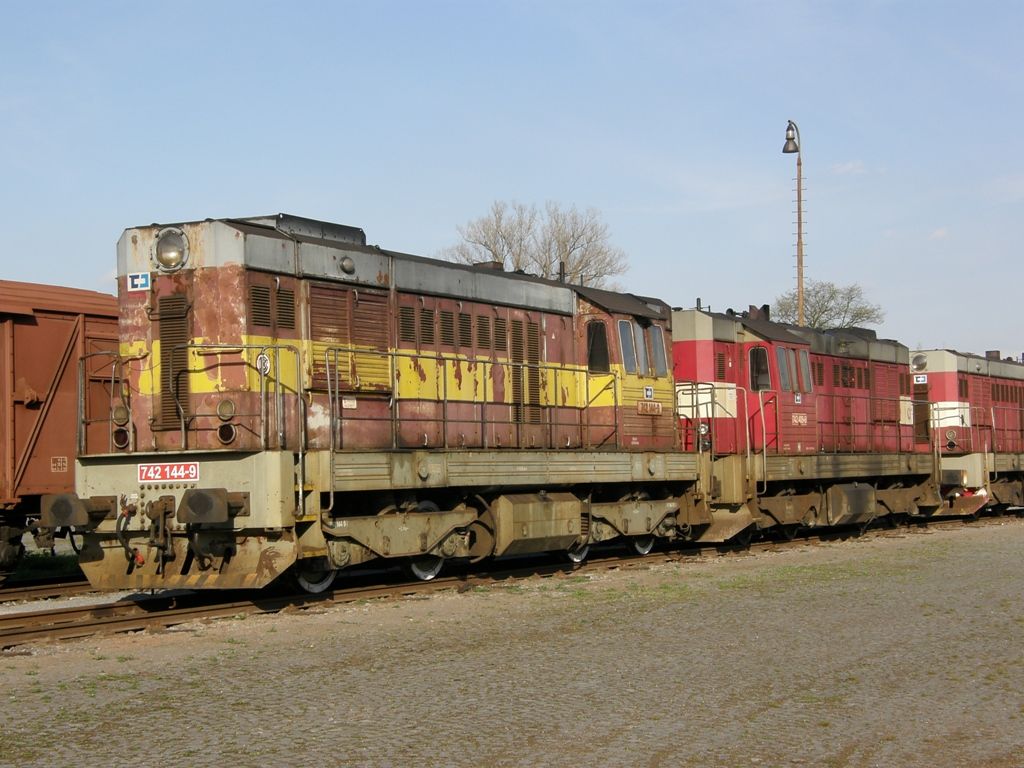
<box><xmin>137</xmin><ymin>462</ymin><xmax>200</xmax><ymax>483</ymax></box>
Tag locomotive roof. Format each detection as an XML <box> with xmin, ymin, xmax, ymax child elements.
<box><xmin>788</xmin><ymin>325</ymin><xmax>908</xmax><ymax>364</ymax></box>
<box><xmin>126</xmin><ymin>213</ymin><xmax>668</xmax><ymax>322</ymax></box>
<box><xmin>914</xmin><ymin>348</ymin><xmax>1024</xmax><ymax>381</ymax></box>
<box><xmin>674</xmin><ymin>305</ymin><xmax>907</xmax><ymax>363</ymax></box>
<box><xmin>0</xmin><ymin>279</ymin><xmax>117</xmax><ymax>318</ymax></box>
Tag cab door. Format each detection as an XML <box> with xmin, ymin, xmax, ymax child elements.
<box><xmin>581</xmin><ymin>316</ymin><xmax>617</xmax><ymax>448</ymax></box>
<box><xmin>613</xmin><ymin>316</ymin><xmax>675</xmax><ymax>450</ymax></box>
<box><xmin>747</xmin><ymin>345</ymin><xmax>777</xmax><ymax>452</ymax></box>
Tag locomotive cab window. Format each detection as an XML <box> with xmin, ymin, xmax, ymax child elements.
<box><xmin>617</xmin><ymin>319</ymin><xmax>666</xmax><ymax>377</ymax></box>
<box><xmin>587</xmin><ymin>321</ymin><xmax>610</xmax><ymax>373</ymax></box>
<box><xmin>776</xmin><ymin>347</ymin><xmax>793</xmax><ymax>392</ymax></box>
<box><xmin>618</xmin><ymin>320</ymin><xmax>638</xmax><ymax>374</ymax></box>
<box><xmin>799</xmin><ymin>350</ymin><xmax>813</xmax><ymax>393</ymax></box>
<box><xmin>649</xmin><ymin>325</ymin><xmax>668</xmax><ymax>377</ymax></box>
<box><xmin>750</xmin><ymin>347</ymin><xmax>771</xmax><ymax>391</ymax></box>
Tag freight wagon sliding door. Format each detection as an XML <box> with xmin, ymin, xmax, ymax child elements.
<box><xmin>3</xmin><ymin>308</ymin><xmax>116</xmax><ymax>503</ymax></box>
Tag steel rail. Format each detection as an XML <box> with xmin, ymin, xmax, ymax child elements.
<box><xmin>2</xmin><ymin>513</ymin><xmax>1020</xmax><ymax>650</ymax></box>
<box><xmin>0</xmin><ymin>579</ymin><xmax>91</xmax><ymax>605</ymax></box>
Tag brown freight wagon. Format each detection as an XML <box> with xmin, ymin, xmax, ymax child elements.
<box><xmin>0</xmin><ymin>280</ymin><xmax>118</xmax><ymax>582</ymax></box>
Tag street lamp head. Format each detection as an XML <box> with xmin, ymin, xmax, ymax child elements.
<box><xmin>782</xmin><ymin>120</ymin><xmax>800</xmax><ymax>154</ymax></box>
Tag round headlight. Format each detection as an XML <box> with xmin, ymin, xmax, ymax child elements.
<box><xmin>911</xmin><ymin>354</ymin><xmax>927</xmax><ymax>372</ymax></box>
<box><xmin>112</xmin><ymin>404</ymin><xmax>130</xmax><ymax>426</ymax></box>
<box><xmin>697</xmin><ymin>423</ymin><xmax>710</xmax><ymax>436</ymax></box>
<box><xmin>154</xmin><ymin>227</ymin><xmax>189</xmax><ymax>272</ymax></box>
<box><xmin>216</xmin><ymin>399</ymin><xmax>236</xmax><ymax>421</ymax></box>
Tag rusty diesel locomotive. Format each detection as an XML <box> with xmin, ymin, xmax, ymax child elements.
<box><xmin>40</xmin><ymin>214</ymin><xmax>1023</xmax><ymax>592</ymax></box>
<box><xmin>0</xmin><ymin>281</ymin><xmax>118</xmax><ymax>583</ymax></box>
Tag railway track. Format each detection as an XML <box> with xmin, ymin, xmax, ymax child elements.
<box><xmin>2</xmin><ymin>513</ymin><xmax>1020</xmax><ymax>650</ymax></box>
<box><xmin>0</xmin><ymin>578</ymin><xmax>93</xmax><ymax>605</ymax></box>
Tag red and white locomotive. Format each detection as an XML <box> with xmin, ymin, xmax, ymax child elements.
<box><xmin>907</xmin><ymin>348</ymin><xmax>1024</xmax><ymax>513</ymax></box>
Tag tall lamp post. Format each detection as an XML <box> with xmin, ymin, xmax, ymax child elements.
<box><xmin>782</xmin><ymin>119</ymin><xmax>804</xmax><ymax>326</ymax></box>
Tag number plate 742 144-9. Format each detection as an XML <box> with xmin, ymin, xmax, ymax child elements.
<box><xmin>137</xmin><ymin>462</ymin><xmax>200</xmax><ymax>483</ymax></box>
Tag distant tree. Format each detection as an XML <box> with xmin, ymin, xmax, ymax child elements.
<box><xmin>773</xmin><ymin>279</ymin><xmax>885</xmax><ymax>329</ymax></box>
<box><xmin>442</xmin><ymin>200</ymin><xmax>629</xmax><ymax>288</ymax></box>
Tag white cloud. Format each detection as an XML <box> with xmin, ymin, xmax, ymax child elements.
<box><xmin>929</xmin><ymin>227</ymin><xmax>949</xmax><ymax>240</ymax></box>
<box><xmin>830</xmin><ymin>160</ymin><xmax>866</xmax><ymax>176</ymax></box>
<box><xmin>985</xmin><ymin>175</ymin><xmax>1024</xmax><ymax>204</ymax></box>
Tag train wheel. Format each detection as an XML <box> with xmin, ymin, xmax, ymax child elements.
<box><xmin>293</xmin><ymin>564</ymin><xmax>338</xmax><ymax>594</ymax></box>
<box><xmin>779</xmin><ymin>524</ymin><xmax>800</xmax><ymax>541</ymax></box>
<box><xmin>631</xmin><ymin>536</ymin><xmax>655</xmax><ymax>556</ymax></box>
<box><xmin>566</xmin><ymin>544</ymin><xmax>590</xmax><ymax>564</ymax></box>
<box><xmin>407</xmin><ymin>555</ymin><xmax>444</xmax><ymax>581</ymax></box>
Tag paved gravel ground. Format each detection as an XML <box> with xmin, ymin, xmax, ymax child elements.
<box><xmin>2</xmin><ymin>519</ymin><xmax>1023</xmax><ymax>768</ymax></box>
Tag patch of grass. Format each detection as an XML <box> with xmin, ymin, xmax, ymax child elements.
<box><xmin>9</xmin><ymin>551</ymin><xmax>83</xmax><ymax>582</ymax></box>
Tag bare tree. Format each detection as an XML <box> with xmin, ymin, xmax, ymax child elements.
<box><xmin>442</xmin><ymin>200</ymin><xmax>629</xmax><ymax>288</ymax></box>
<box><xmin>773</xmin><ymin>279</ymin><xmax>885</xmax><ymax>329</ymax></box>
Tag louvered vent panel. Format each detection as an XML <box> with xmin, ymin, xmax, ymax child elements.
<box><xmin>440</xmin><ymin>311</ymin><xmax>455</xmax><ymax>346</ymax></box>
<box><xmin>420</xmin><ymin>309</ymin><xmax>435</xmax><ymax>345</ymax></box>
<box><xmin>458</xmin><ymin>313</ymin><xmax>472</xmax><ymax>348</ymax></box>
<box><xmin>158</xmin><ymin>295</ymin><xmax>190</xmax><ymax>426</ymax></box>
<box><xmin>349</xmin><ymin>289</ymin><xmax>389</xmax><ymax>387</ymax></box>
<box><xmin>872</xmin><ymin>365</ymin><xmax>898</xmax><ymax>422</ymax></box>
<box><xmin>715</xmin><ymin>352</ymin><xmax>726</xmax><ymax>381</ymax></box>
<box><xmin>399</xmin><ymin>306</ymin><xmax>416</xmax><ymax>343</ymax></box>
<box><xmin>526</xmin><ymin>321</ymin><xmax>541</xmax><ymax>423</ymax></box>
<box><xmin>493</xmin><ymin>317</ymin><xmax>507</xmax><ymax>352</ymax></box>
<box><xmin>250</xmin><ymin>285</ymin><xmax>272</xmax><ymax>327</ymax></box>
<box><xmin>309</xmin><ymin>285</ymin><xmax>350</xmax><ymax>388</ymax></box>
<box><xmin>276</xmin><ymin>289</ymin><xmax>295</xmax><ymax>330</ymax></box>
<box><xmin>476</xmin><ymin>316</ymin><xmax>491</xmax><ymax>350</ymax></box>
<box><xmin>511</xmin><ymin>319</ymin><xmax>524</xmax><ymax>422</ymax></box>
<box><xmin>309</xmin><ymin>285</ymin><xmax>389</xmax><ymax>390</ymax></box>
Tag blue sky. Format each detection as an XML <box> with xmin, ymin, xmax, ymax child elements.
<box><xmin>2</xmin><ymin>1</ymin><xmax>1021</xmax><ymax>356</ymax></box>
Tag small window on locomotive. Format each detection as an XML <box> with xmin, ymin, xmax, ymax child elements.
<box><xmin>750</xmin><ymin>347</ymin><xmax>771</xmax><ymax>391</ymax></box>
<box><xmin>618</xmin><ymin>320</ymin><xmax>637</xmax><ymax>374</ymax></box>
<box><xmin>787</xmin><ymin>349</ymin><xmax>799</xmax><ymax>391</ymax></box>
<box><xmin>649</xmin><ymin>325</ymin><xmax>668</xmax><ymax>377</ymax></box>
<box><xmin>633</xmin><ymin>321</ymin><xmax>649</xmax><ymax>375</ymax></box>
<box><xmin>800</xmin><ymin>350</ymin><xmax>813</xmax><ymax>393</ymax></box>
<box><xmin>776</xmin><ymin>347</ymin><xmax>792</xmax><ymax>392</ymax></box>
<box><xmin>587</xmin><ymin>321</ymin><xmax>610</xmax><ymax>373</ymax></box>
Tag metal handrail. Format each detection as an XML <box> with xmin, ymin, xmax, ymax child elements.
<box><xmin>76</xmin><ymin>350</ymin><xmax>132</xmax><ymax>455</ymax></box>
<box><xmin>170</xmin><ymin>343</ymin><xmax>307</xmax><ymax>516</ymax></box>
<box><xmin>321</xmin><ymin>345</ymin><xmax>628</xmax><ymax>455</ymax></box>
